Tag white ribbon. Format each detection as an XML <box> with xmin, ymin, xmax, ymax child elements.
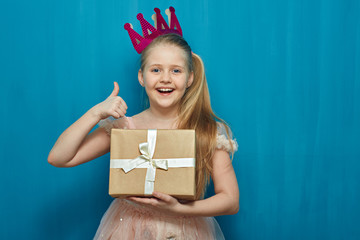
<box><xmin>110</xmin><ymin>129</ymin><xmax>195</xmax><ymax>195</ymax></box>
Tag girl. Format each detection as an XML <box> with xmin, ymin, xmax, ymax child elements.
<box><xmin>48</xmin><ymin>33</ymin><xmax>239</xmax><ymax>239</ymax></box>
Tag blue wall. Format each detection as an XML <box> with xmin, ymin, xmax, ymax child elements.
<box><xmin>1</xmin><ymin>0</ymin><xmax>360</xmax><ymax>239</ymax></box>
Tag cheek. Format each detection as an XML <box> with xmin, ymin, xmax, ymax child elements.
<box><xmin>143</xmin><ymin>76</ymin><xmax>157</xmax><ymax>89</ymax></box>
<box><xmin>183</xmin><ymin>76</ymin><xmax>191</xmax><ymax>88</ymax></box>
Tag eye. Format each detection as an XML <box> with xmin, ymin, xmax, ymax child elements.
<box><xmin>173</xmin><ymin>69</ymin><xmax>182</xmax><ymax>73</ymax></box>
<box><xmin>151</xmin><ymin>68</ymin><xmax>160</xmax><ymax>73</ymax></box>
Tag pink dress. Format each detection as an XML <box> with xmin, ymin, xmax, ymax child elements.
<box><xmin>94</xmin><ymin>116</ymin><xmax>238</xmax><ymax>240</ymax></box>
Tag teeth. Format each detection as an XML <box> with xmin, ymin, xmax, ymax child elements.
<box><xmin>158</xmin><ymin>88</ymin><xmax>173</xmax><ymax>92</ymax></box>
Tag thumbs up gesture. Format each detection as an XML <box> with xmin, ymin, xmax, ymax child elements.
<box><xmin>93</xmin><ymin>82</ymin><xmax>128</xmax><ymax>120</ymax></box>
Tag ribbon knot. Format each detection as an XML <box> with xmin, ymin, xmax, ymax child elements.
<box><xmin>138</xmin><ymin>142</ymin><xmax>168</xmax><ymax>170</ymax></box>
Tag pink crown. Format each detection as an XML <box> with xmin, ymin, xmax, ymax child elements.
<box><xmin>124</xmin><ymin>6</ymin><xmax>183</xmax><ymax>54</ymax></box>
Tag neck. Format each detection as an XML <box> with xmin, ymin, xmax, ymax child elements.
<box><xmin>146</xmin><ymin>106</ymin><xmax>179</xmax><ymax>127</ymax></box>
<box><xmin>147</xmin><ymin>106</ymin><xmax>178</xmax><ymax>120</ymax></box>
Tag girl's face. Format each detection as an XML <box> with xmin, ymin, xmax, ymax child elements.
<box><xmin>138</xmin><ymin>44</ymin><xmax>194</xmax><ymax>111</ymax></box>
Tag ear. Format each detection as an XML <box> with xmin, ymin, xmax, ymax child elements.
<box><xmin>186</xmin><ymin>71</ymin><xmax>194</xmax><ymax>88</ymax></box>
<box><xmin>138</xmin><ymin>69</ymin><xmax>145</xmax><ymax>87</ymax></box>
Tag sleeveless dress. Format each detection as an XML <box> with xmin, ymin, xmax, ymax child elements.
<box><xmin>94</xmin><ymin>116</ymin><xmax>238</xmax><ymax>240</ymax></box>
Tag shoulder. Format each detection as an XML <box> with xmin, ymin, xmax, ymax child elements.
<box><xmin>215</xmin><ymin>122</ymin><xmax>238</xmax><ymax>153</ymax></box>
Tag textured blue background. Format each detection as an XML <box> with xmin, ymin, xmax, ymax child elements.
<box><xmin>1</xmin><ymin>0</ymin><xmax>360</xmax><ymax>239</ymax></box>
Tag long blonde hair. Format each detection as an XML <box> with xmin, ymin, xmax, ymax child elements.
<box><xmin>140</xmin><ymin>34</ymin><xmax>234</xmax><ymax>199</ymax></box>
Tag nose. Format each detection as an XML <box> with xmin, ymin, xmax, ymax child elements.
<box><xmin>160</xmin><ymin>71</ymin><xmax>171</xmax><ymax>83</ymax></box>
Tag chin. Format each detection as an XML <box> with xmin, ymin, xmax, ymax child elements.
<box><xmin>152</xmin><ymin>101</ymin><xmax>180</xmax><ymax>110</ymax></box>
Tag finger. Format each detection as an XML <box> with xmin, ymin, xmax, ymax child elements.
<box><xmin>118</xmin><ymin>105</ymin><xmax>127</xmax><ymax>115</ymax></box>
<box><xmin>116</xmin><ymin>106</ymin><xmax>126</xmax><ymax>117</ymax></box>
<box><xmin>109</xmin><ymin>81</ymin><xmax>119</xmax><ymax>97</ymax></box>
<box><xmin>153</xmin><ymin>191</ymin><xmax>172</xmax><ymax>202</ymax></box>
<box><xmin>120</xmin><ymin>98</ymin><xmax>128</xmax><ymax>109</ymax></box>
<box><xmin>111</xmin><ymin>103</ymin><xmax>125</xmax><ymax>118</ymax></box>
<box><xmin>115</xmin><ymin>97</ymin><xmax>128</xmax><ymax>110</ymax></box>
<box><xmin>110</xmin><ymin>110</ymin><xmax>121</xmax><ymax>119</ymax></box>
<box><xmin>127</xmin><ymin>197</ymin><xmax>146</xmax><ymax>206</ymax></box>
<box><xmin>118</xmin><ymin>110</ymin><xmax>126</xmax><ymax>118</ymax></box>
<box><xmin>129</xmin><ymin>197</ymin><xmax>157</xmax><ymax>206</ymax></box>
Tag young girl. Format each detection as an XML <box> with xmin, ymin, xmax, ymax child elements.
<box><xmin>48</xmin><ymin>23</ymin><xmax>239</xmax><ymax>240</ymax></box>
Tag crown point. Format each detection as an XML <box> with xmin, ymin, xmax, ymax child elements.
<box><xmin>137</xmin><ymin>13</ymin><xmax>144</xmax><ymax>20</ymax></box>
<box><xmin>169</xmin><ymin>6</ymin><xmax>175</xmax><ymax>12</ymax></box>
<box><xmin>154</xmin><ymin>8</ymin><xmax>160</xmax><ymax>14</ymax></box>
<box><xmin>124</xmin><ymin>23</ymin><xmax>131</xmax><ymax>30</ymax></box>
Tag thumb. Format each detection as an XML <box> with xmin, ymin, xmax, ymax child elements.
<box><xmin>109</xmin><ymin>81</ymin><xmax>119</xmax><ymax>97</ymax></box>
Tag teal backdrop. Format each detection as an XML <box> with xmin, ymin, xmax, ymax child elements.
<box><xmin>1</xmin><ymin>0</ymin><xmax>360</xmax><ymax>239</ymax></box>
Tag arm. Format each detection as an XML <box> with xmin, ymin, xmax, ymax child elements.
<box><xmin>129</xmin><ymin>149</ymin><xmax>239</xmax><ymax>217</ymax></box>
<box><xmin>47</xmin><ymin>82</ymin><xmax>128</xmax><ymax>167</ymax></box>
<box><xmin>47</xmin><ymin>110</ymin><xmax>110</xmax><ymax>167</ymax></box>
<box><xmin>179</xmin><ymin>149</ymin><xmax>239</xmax><ymax>216</ymax></box>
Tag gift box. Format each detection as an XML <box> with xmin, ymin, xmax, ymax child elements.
<box><xmin>109</xmin><ymin>129</ymin><xmax>196</xmax><ymax>200</ymax></box>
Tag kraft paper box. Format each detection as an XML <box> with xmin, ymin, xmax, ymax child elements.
<box><xmin>109</xmin><ymin>129</ymin><xmax>196</xmax><ymax>200</ymax></box>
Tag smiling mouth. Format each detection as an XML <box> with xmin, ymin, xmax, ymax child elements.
<box><xmin>157</xmin><ymin>88</ymin><xmax>174</xmax><ymax>94</ymax></box>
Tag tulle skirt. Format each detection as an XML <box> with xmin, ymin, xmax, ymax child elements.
<box><xmin>94</xmin><ymin>199</ymin><xmax>225</xmax><ymax>240</ymax></box>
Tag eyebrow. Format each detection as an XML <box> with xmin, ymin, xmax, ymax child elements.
<box><xmin>148</xmin><ymin>64</ymin><xmax>185</xmax><ymax>68</ymax></box>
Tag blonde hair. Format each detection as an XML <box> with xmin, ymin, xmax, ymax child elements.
<box><xmin>140</xmin><ymin>34</ymin><xmax>234</xmax><ymax>199</ymax></box>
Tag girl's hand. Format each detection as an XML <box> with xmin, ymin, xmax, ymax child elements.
<box><xmin>127</xmin><ymin>191</ymin><xmax>183</xmax><ymax>216</ymax></box>
<box><xmin>92</xmin><ymin>82</ymin><xmax>128</xmax><ymax>120</ymax></box>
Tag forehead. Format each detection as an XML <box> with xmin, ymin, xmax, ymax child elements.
<box><xmin>145</xmin><ymin>44</ymin><xmax>187</xmax><ymax>67</ymax></box>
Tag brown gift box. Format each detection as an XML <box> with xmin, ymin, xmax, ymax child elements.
<box><xmin>109</xmin><ymin>129</ymin><xmax>196</xmax><ymax>200</ymax></box>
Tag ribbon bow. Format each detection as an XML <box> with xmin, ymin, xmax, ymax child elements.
<box><xmin>122</xmin><ymin>141</ymin><xmax>168</xmax><ymax>173</ymax></box>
